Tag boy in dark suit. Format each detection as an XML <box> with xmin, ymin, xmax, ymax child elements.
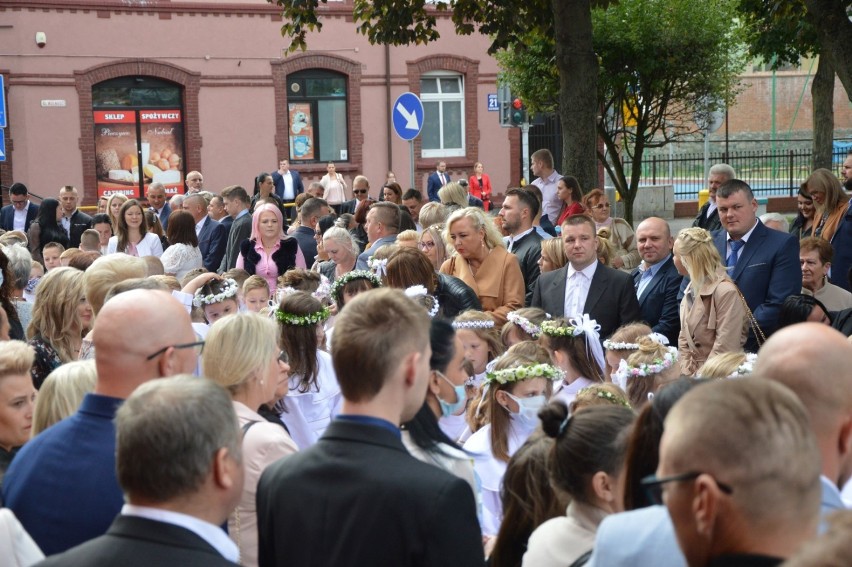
<box><xmin>257</xmin><ymin>289</ymin><xmax>482</xmax><ymax>567</ymax></box>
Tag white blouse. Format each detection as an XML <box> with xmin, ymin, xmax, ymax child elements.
<box><xmin>106</xmin><ymin>232</ymin><xmax>164</xmax><ymax>257</ymax></box>
<box><xmin>278</xmin><ymin>349</ymin><xmax>342</xmax><ymax>449</ymax></box>
<box><xmin>160</xmin><ymin>243</ymin><xmax>203</xmax><ymax>280</ymax></box>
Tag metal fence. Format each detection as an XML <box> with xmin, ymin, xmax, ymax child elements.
<box><xmin>622</xmin><ymin>148</ymin><xmax>850</xmax><ymax>201</ymax></box>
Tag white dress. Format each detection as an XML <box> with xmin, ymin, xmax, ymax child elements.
<box><xmin>106</xmin><ymin>232</ymin><xmax>164</xmax><ymax>257</ymax></box>
<box><xmin>278</xmin><ymin>349</ymin><xmax>342</xmax><ymax>449</ymax></box>
<box><xmin>159</xmin><ymin>243</ymin><xmax>203</xmax><ymax>280</ymax></box>
<box><xmin>320</xmin><ymin>173</ymin><xmax>347</xmax><ymax>206</ymax></box>
<box><xmin>463</xmin><ymin>417</ymin><xmax>537</xmax><ymax>536</ymax></box>
<box><xmin>551</xmin><ymin>376</ymin><xmax>595</xmax><ymax>409</ymax></box>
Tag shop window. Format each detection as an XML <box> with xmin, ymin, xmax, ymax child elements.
<box><xmin>92</xmin><ymin>77</ymin><xmax>185</xmax><ymax>199</ymax></box>
<box><xmin>420</xmin><ymin>73</ymin><xmax>465</xmax><ymax>158</ymax></box>
<box><xmin>287</xmin><ymin>70</ymin><xmax>349</xmax><ymax>163</ymax></box>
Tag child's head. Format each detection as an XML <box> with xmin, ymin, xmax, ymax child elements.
<box><xmin>603</xmin><ymin>322</ymin><xmax>653</xmax><ymax>379</ymax></box>
<box><xmin>331</xmin><ymin>270</ymin><xmax>382</xmax><ymax>310</ymax></box>
<box><xmin>613</xmin><ymin>335</ymin><xmax>680</xmax><ymax>409</ymax></box>
<box><xmin>59</xmin><ymin>248</ymin><xmax>81</xmax><ymax>267</ymax></box>
<box><xmin>222</xmin><ymin>268</ymin><xmax>251</xmax><ymax>290</ymax></box>
<box><xmin>540</xmin><ymin>317</ymin><xmax>605</xmax><ymax>383</ymax></box>
<box><xmin>194</xmin><ymin>278</ymin><xmax>240</xmax><ymax>324</ymax></box>
<box><xmin>506</xmin><ymin>340</ymin><xmax>551</xmax><ymax>365</ymax></box>
<box><xmin>276</xmin><ymin>291</ymin><xmax>330</xmax><ymax>393</ymax></box>
<box><xmin>696</xmin><ymin>352</ymin><xmax>757</xmax><ymax>380</ymax></box>
<box><xmin>79</xmin><ymin>229</ymin><xmax>101</xmax><ymax>253</ymax></box>
<box><xmin>43</xmin><ymin>242</ymin><xmax>65</xmax><ymax>270</ymax></box>
<box><xmin>501</xmin><ymin>308</ymin><xmax>548</xmax><ymax>347</ymax></box>
<box><xmin>570</xmin><ymin>383</ymin><xmax>632</xmax><ymax>414</ymax></box>
<box><xmin>242</xmin><ymin>275</ymin><xmax>271</xmax><ymax>313</ymax></box>
<box><xmin>29</xmin><ymin>261</ymin><xmax>44</xmax><ymax>279</ymax></box>
<box><xmin>451</xmin><ymin>311</ymin><xmax>503</xmax><ymax>376</ymax></box>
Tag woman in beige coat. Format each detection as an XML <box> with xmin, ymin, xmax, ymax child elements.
<box><xmin>440</xmin><ymin>207</ymin><xmax>524</xmax><ymax>328</ymax></box>
<box><xmin>674</xmin><ymin>227</ymin><xmax>748</xmax><ymax>376</ymax></box>
<box><xmin>202</xmin><ymin>313</ymin><xmax>297</xmax><ymax>567</ymax></box>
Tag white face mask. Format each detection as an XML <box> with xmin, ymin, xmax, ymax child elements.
<box><xmin>504</xmin><ymin>392</ymin><xmax>546</xmax><ymax>429</ymax></box>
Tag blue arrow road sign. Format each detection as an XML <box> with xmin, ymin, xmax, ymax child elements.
<box><xmin>0</xmin><ymin>75</ymin><xmax>6</xmax><ymax>128</ymax></box>
<box><xmin>0</xmin><ymin>135</ymin><xmax>5</xmax><ymax>162</ymax></box>
<box><xmin>392</xmin><ymin>92</ymin><xmax>424</xmax><ymax>141</ymax></box>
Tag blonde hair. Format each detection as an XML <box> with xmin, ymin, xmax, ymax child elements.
<box><xmin>596</xmin><ymin>227</ymin><xmax>616</xmax><ymax>266</ymax></box>
<box><xmin>501</xmin><ymin>308</ymin><xmax>549</xmax><ymax>346</ymax></box>
<box><xmin>438</xmin><ymin>182</ymin><xmax>469</xmax><ymax>208</ymax></box>
<box><xmin>625</xmin><ymin>336</ymin><xmax>680</xmax><ymax>408</ymax></box>
<box><xmin>0</xmin><ymin>340</ymin><xmax>35</xmax><ymax>379</ymax></box>
<box><xmin>418</xmin><ymin>202</ymin><xmax>449</xmax><ymax>229</ymax></box>
<box><xmin>697</xmin><ymin>352</ymin><xmax>750</xmax><ymax>379</ymax></box>
<box><xmin>32</xmin><ymin>359</ymin><xmax>96</xmax><ymax>436</ymax></box>
<box><xmin>453</xmin><ymin>310</ymin><xmax>504</xmax><ymax>362</ymax></box>
<box><xmin>323</xmin><ymin>227</ymin><xmax>359</xmax><ymax>258</ymax></box>
<box><xmin>540</xmin><ymin>237</ymin><xmax>567</xmax><ymax>271</ymax></box>
<box><xmin>396</xmin><ymin>230</ymin><xmax>419</xmax><ymax>245</ymax></box>
<box><xmin>445</xmin><ymin>207</ymin><xmax>506</xmax><ymax>251</ymax></box>
<box><xmin>242</xmin><ymin>275</ymin><xmax>270</xmax><ymax>298</ymax></box>
<box><xmin>419</xmin><ymin>224</ymin><xmax>451</xmax><ymax>269</ymax></box>
<box><xmin>28</xmin><ymin>267</ymin><xmax>88</xmax><ymax>362</ymax></box>
<box><xmin>675</xmin><ymin>227</ymin><xmax>724</xmax><ymax>294</ymax></box>
<box><xmin>84</xmin><ymin>253</ymin><xmax>148</xmax><ymax>315</ymax></box>
<box><xmin>202</xmin><ymin>312</ymin><xmax>278</xmax><ymax>395</ymax></box>
<box><xmin>0</xmin><ymin>231</ymin><xmax>28</xmax><ymax>247</ymax></box>
<box><xmin>148</xmin><ymin>275</ymin><xmax>181</xmax><ymax>292</ymax></box>
<box><xmin>570</xmin><ymin>383</ymin><xmax>631</xmax><ymax>414</ymax></box>
<box><xmin>106</xmin><ymin>193</ymin><xmax>128</xmax><ymax>227</ymax></box>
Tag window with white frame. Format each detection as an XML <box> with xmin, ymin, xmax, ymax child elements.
<box><xmin>420</xmin><ymin>73</ymin><xmax>464</xmax><ymax>158</ymax></box>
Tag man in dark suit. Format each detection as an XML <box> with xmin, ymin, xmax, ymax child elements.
<box><xmin>58</xmin><ymin>185</ymin><xmax>92</xmax><ymax>248</ymax></box>
<box><xmin>692</xmin><ymin>163</ymin><xmax>734</xmax><ymax>232</ymax></box>
<box><xmin>292</xmin><ymin>197</ymin><xmax>331</xmax><ymax>265</ymax></box>
<box><xmin>500</xmin><ymin>188</ymin><xmax>543</xmax><ymax>306</ymax></box>
<box><xmin>146</xmin><ymin>182</ymin><xmax>171</xmax><ymax>231</ymax></box>
<box><xmin>257</xmin><ymin>289</ymin><xmax>482</xmax><ymax>567</ymax></box>
<box><xmin>0</xmin><ymin>182</ymin><xmax>39</xmax><ymax>233</ymax></box>
<box><xmin>632</xmin><ymin>217</ymin><xmax>682</xmax><ymax>345</ymax></box>
<box><xmin>37</xmin><ymin>375</ymin><xmax>242</xmax><ymax>567</ymax></box>
<box><xmin>272</xmin><ymin>159</ymin><xmax>304</xmax><ymax>221</ymax></box>
<box><xmin>426</xmin><ymin>161</ymin><xmax>450</xmax><ymax>203</ymax></box>
<box><xmin>531</xmin><ymin>215</ymin><xmax>641</xmax><ymax>340</ymax></box>
<box><xmin>3</xmin><ymin>290</ymin><xmax>198</xmax><ymax>556</ymax></box>
<box><xmin>218</xmin><ymin>185</ymin><xmax>253</xmax><ymax>273</ymax></box>
<box><xmin>713</xmin><ymin>179</ymin><xmax>800</xmax><ymax>350</ymax></box>
<box><xmin>339</xmin><ymin>175</ymin><xmax>370</xmax><ymax>215</ymax></box>
<box><xmin>183</xmin><ymin>193</ymin><xmax>227</xmax><ymax>272</ymax></box>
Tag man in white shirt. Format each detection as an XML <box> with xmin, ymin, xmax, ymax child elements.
<box><xmin>0</xmin><ymin>182</ymin><xmax>39</xmax><ymax>233</ymax></box>
<box><xmin>530</xmin><ymin>148</ymin><xmax>562</xmax><ymax>224</ymax></box>
<box><xmin>185</xmin><ymin>171</ymin><xmax>204</xmax><ymax>194</ymax></box>
<box><xmin>272</xmin><ymin>159</ymin><xmax>304</xmax><ymax>221</ymax></box>
<box><xmin>36</xmin><ymin>375</ymin><xmax>243</xmax><ymax>566</ymax></box>
<box><xmin>58</xmin><ymin>185</ymin><xmax>93</xmax><ymax>248</ymax></box>
<box><xmin>146</xmin><ymin>182</ymin><xmax>171</xmax><ymax>231</ymax></box>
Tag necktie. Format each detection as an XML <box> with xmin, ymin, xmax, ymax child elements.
<box><xmin>440</xmin><ymin>173</ymin><xmax>446</xmax><ymax>186</ymax></box>
<box><xmin>726</xmin><ymin>240</ymin><xmax>744</xmax><ymax>268</ymax></box>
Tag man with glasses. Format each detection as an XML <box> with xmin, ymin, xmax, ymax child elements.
<box><xmin>3</xmin><ymin>289</ymin><xmax>200</xmax><ymax>555</ymax></box>
<box><xmin>340</xmin><ymin>175</ymin><xmax>370</xmax><ymax>215</ymax></box>
<box><xmin>0</xmin><ymin>182</ymin><xmax>39</xmax><ymax>233</ymax></box>
<box><xmin>652</xmin><ymin>378</ymin><xmax>821</xmax><ymax>567</ymax></box>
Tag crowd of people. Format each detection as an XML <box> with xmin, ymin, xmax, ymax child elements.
<box><xmin>0</xmin><ymin>151</ymin><xmax>851</xmax><ymax>566</ymax></box>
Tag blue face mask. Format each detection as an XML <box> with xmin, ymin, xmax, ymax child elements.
<box><xmin>435</xmin><ymin>371</ymin><xmax>467</xmax><ymax>417</ymax></box>
<box><xmin>505</xmin><ymin>392</ymin><xmax>547</xmax><ymax>429</ymax></box>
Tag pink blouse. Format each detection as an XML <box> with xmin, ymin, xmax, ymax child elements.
<box><xmin>237</xmin><ymin>239</ymin><xmax>307</xmax><ymax>294</ymax></box>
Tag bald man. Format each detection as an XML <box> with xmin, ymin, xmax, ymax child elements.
<box><xmin>632</xmin><ymin>217</ymin><xmax>682</xmax><ymax>344</ymax></box>
<box><xmin>753</xmin><ymin>322</ymin><xmax>852</xmax><ymax>530</ymax></box>
<box><xmin>3</xmin><ymin>290</ymin><xmax>199</xmax><ymax>556</ymax></box>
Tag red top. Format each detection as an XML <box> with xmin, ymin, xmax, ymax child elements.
<box><xmin>468</xmin><ymin>174</ymin><xmax>493</xmax><ymax>209</ymax></box>
<box><xmin>556</xmin><ymin>201</ymin><xmax>585</xmax><ymax>226</ymax></box>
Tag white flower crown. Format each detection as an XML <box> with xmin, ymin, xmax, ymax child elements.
<box><xmin>404</xmin><ymin>285</ymin><xmax>440</xmax><ymax>318</ymax></box>
<box><xmin>612</xmin><ymin>346</ymin><xmax>679</xmax><ymax>384</ymax></box>
<box><xmin>507</xmin><ymin>311</ymin><xmax>546</xmax><ymax>338</ymax></box>
<box><xmin>603</xmin><ymin>332</ymin><xmax>669</xmax><ymax>351</ymax></box>
<box><xmin>727</xmin><ymin>352</ymin><xmax>757</xmax><ymax>379</ymax></box>
<box><xmin>452</xmin><ymin>319</ymin><xmax>495</xmax><ymax>330</ymax></box>
<box><xmin>329</xmin><ymin>270</ymin><xmax>382</xmax><ymax>303</ymax></box>
<box><xmin>193</xmin><ymin>278</ymin><xmax>238</xmax><ymax>308</ymax></box>
<box><xmin>367</xmin><ymin>257</ymin><xmax>388</xmax><ymax>277</ymax></box>
<box><xmin>485</xmin><ymin>363</ymin><xmax>564</xmax><ymax>385</ymax></box>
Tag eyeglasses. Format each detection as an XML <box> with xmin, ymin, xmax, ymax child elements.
<box><xmin>353</xmin><ymin>189</ymin><xmax>368</xmax><ymax>195</ymax></box>
<box><xmin>592</xmin><ymin>203</ymin><xmax>612</xmax><ymax>210</ymax></box>
<box><xmin>419</xmin><ymin>240</ymin><xmax>436</xmax><ymax>250</ymax></box>
<box><xmin>145</xmin><ymin>340</ymin><xmax>206</xmax><ymax>361</ymax></box>
<box><xmin>640</xmin><ymin>472</ymin><xmax>733</xmax><ymax>505</ymax></box>
<box><xmin>278</xmin><ymin>350</ymin><xmax>289</xmax><ymax>364</ymax></box>
<box><xmin>11</xmin><ymin>199</ymin><xmax>27</xmax><ymax>205</ymax></box>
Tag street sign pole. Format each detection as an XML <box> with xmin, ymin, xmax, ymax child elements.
<box><xmin>392</xmin><ymin>92</ymin><xmax>424</xmax><ymax>193</ymax></box>
<box><xmin>409</xmin><ymin>141</ymin><xmax>415</xmax><ymax>192</ymax></box>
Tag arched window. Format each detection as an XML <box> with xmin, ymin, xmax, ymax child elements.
<box><xmin>420</xmin><ymin>72</ymin><xmax>465</xmax><ymax>158</ymax></box>
<box><xmin>286</xmin><ymin>70</ymin><xmax>349</xmax><ymax>163</ymax></box>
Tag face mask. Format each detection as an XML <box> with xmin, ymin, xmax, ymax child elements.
<box><xmin>435</xmin><ymin>371</ymin><xmax>467</xmax><ymax>418</ymax></box>
<box><xmin>505</xmin><ymin>392</ymin><xmax>546</xmax><ymax>428</ymax></box>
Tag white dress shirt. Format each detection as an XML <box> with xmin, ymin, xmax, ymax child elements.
<box><xmin>13</xmin><ymin>202</ymin><xmax>29</xmax><ymax>232</ymax></box>
<box><xmin>564</xmin><ymin>260</ymin><xmax>598</xmax><ymax>319</ymax></box>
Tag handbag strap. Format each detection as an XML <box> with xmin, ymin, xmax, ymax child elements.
<box><xmin>734</xmin><ymin>285</ymin><xmax>766</xmax><ymax>347</ymax></box>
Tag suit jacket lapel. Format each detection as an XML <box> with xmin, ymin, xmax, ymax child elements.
<box><xmin>550</xmin><ymin>266</ymin><xmax>568</xmax><ymax>315</ymax></box>
<box><xmin>583</xmin><ymin>265</ymin><xmax>609</xmax><ymax>314</ymax></box>
<box><xmin>730</xmin><ymin>222</ymin><xmax>765</xmax><ymax>280</ymax></box>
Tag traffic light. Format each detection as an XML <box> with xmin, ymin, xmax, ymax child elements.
<box><xmin>498</xmin><ymin>84</ymin><xmax>512</xmax><ymax>128</ymax></box>
<box><xmin>511</xmin><ymin>97</ymin><xmax>526</xmax><ymax>126</ymax></box>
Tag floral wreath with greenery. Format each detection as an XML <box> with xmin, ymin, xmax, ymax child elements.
<box><xmin>485</xmin><ymin>363</ymin><xmax>564</xmax><ymax>386</ymax></box>
<box><xmin>329</xmin><ymin>270</ymin><xmax>382</xmax><ymax>304</ymax></box>
<box><xmin>577</xmin><ymin>386</ymin><xmax>632</xmax><ymax>408</ymax></box>
<box><xmin>275</xmin><ymin>304</ymin><xmax>331</xmax><ymax>326</ymax></box>
<box><xmin>193</xmin><ymin>278</ymin><xmax>238</xmax><ymax>308</ymax></box>
<box><xmin>612</xmin><ymin>346</ymin><xmax>679</xmax><ymax>384</ymax></box>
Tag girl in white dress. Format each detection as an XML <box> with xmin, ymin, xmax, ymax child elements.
<box><xmin>540</xmin><ymin>315</ymin><xmax>606</xmax><ymax>408</ymax></box>
<box><xmin>463</xmin><ymin>354</ymin><xmax>562</xmax><ymax>537</ymax></box>
<box><xmin>106</xmin><ymin>199</ymin><xmax>163</xmax><ymax>258</ymax></box>
<box><xmin>275</xmin><ymin>291</ymin><xmax>341</xmax><ymax>449</ymax></box>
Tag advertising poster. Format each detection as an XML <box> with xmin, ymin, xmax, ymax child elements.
<box><xmin>93</xmin><ymin>111</ymin><xmax>141</xmax><ymax>199</ymax></box>
<box><xmin>140</xmin><ymin>109</ymin><xmax>185</xmax><ymax>195</ymax></box>
<box><xmin>289</xmin><ymin>103</ymin><xmax>314</xmax><ymax>161</ymax></box>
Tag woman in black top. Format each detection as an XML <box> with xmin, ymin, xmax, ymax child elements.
<box><xmin>27</xmin><ymin>199</ymin><xmax>69</xmax><ymax>265</ymax></box>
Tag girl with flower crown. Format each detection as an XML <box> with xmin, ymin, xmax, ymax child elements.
<box><xmin>463</xmin><ymin>353</ymin><xmax>562</xmax><ymax>537</ymax></box>
<box><xmin>501</xmin><ymin>308</ymin><xmax>548</xmax><ymax>348</ymax></box>
<box><xmin>540</xmin><ymin>316</ymin><xmax>606</xmax><ymax>408</ymax></box>
<box><xmin>602</xmin><ymin>322</ymin><xmax>653</xmax><ymax>379</ymax></box>
<box><xmin>193</xmin><ymin>277</ymin><xmax>240</xmax><ymax>325</ymax></box>
<box><xmin>275</xmin><ymin>291</ymin><xmax>341</xmax><ymax>449</ymax></box>
<box><xmin>612</xmin><ymin>335</ymin><xmax>681</xmax><ymax>409</ymax></box>
<box><xmin>452</xmin><ymin>310</ymin><xmax>504</xmax><ymax>388</ymax></box>
<box><xmin>674</xmin><ymin>227</ymin><xmax>748</xmax><ymax>376</ymax></box>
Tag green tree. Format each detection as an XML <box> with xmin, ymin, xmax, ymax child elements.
<box><xmin>802</xmin><ymin>1</ymin><xmax>852</xmax><ymax>104</ymax></box>
<box><xmin>499</xmin><ymin>0</ymin><xmax>744</xmax><ymax>224</ymax></box>
<box><xmin>268</xmin><ymin>0</ymin><xmax>604</xmax><ymax>193</ymax></box>
<box><xmin>737</xmin><ymin>0</ymin><xmax>833</xmax><ymax>169</ymax></box>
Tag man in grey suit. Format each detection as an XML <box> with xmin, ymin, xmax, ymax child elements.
<box><xmin>355</xmin><ymin>202</ymin><xmax>400</xmax><ymax>270</ymax></box>
<box><xmin>531</xmin><ymin>214</ymin><xmax>641</xmax><ymax>340</ymax></box>
<box><xmin>218</xmin><ymin>185</ymin><xmax>252</xmax><ymax>273</ymax></box>
<box><xmin>37</xmin><ymin>375</ymin><xmax>243</xmax><ymax>566</ymax></box>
